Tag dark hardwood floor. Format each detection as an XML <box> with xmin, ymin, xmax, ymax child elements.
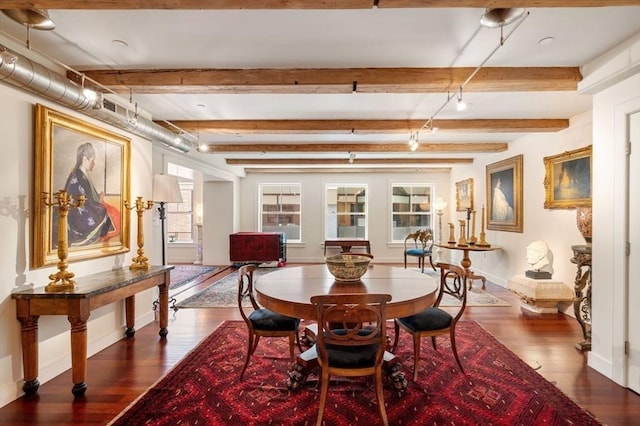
<box><xmin>1</xmin><ymin>264</ymin><xmax>638</xmax><ymax>425</ymax></box>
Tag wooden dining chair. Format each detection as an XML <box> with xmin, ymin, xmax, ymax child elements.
<box><xmin>237</xmin><ymin>264</ymin><xmax>302</xmax><ymax>380</ymax></box>
<box><xmin>403</xmin><ymin>229</ymin><xmax>436</xmax><ymax>272</ymax></box>
<box><xmin>391</xmin><ymin>262</ymin><xmax>468</xmax><ymax>381</ymax></box>
<box><xmin>310</xmin><ymin>293</ymin><xmax>392</xmax><ymax>426</ymax></box>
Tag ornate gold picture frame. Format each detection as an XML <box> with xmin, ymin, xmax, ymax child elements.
<box><xmin>486</xmin><ymin>154</ymin><xmax>523</xmax><ymax>233</ymax></box>
<box><xmin>543</xmin><ymin>145</ymin><xmax>592</xmax><ymax>209</ymax></box>
<box><xmin>33</xmin><ymin>104</ymin><xmax>131</xmax><ymax>268</ymax></box>
<box><xmin>455</xmin><ymin>178</ymin><xmax>474</xmax><ymax>212</ymax></box>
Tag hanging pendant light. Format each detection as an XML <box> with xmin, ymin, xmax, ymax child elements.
<box><xmin>2</xmin><ymin>8</ymin><xmax>56</xmax><ymax>30</ymax></box>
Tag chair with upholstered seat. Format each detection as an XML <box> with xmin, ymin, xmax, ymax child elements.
<box><xmin>391</xmin><ymin>263</ymin><xmax>467</xmax><ymax>380</ymax></box>
<box><xmin>237</xmin><ymin>264</ymin><xmax>302</xmax><ymax>380</ymax></box>
<box><xmin>310</xmin><ymin>293</ymin><xmax>392</xmax><ymax>426</ymax></box>
<box><xmin>403</xmin><ymin>229</ymin><xmax>436</xmax><ymax>272</ymax></box>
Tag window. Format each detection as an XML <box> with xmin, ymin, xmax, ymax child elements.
<box><xmin>166</xmin><ymin>162</ymin><xmax>195</xmax><ymax>243</ymax></box>
<box><xmin>391</xmin><ymin>184</ymin><xmax>434</xmax><ymax>242</ymax></box>
<box><xmin>259</xmin><ymin>183</ymin><xmax>301</xmax><ymax>242</ymax></box>
<box><xmin>325</xmin><ymin>184</ymin><xmax>367</xmax><ymax>240</ymax></box>
<box><xmin>167</xmin><ymin>181</ymin><xmax>193</xmax><ymax>242</ymax></box>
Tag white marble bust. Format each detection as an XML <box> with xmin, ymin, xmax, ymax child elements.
<box><xmin>526</xmin><ymin>240</ymin><xmax>554</xmax><ymax>274</ymax></box>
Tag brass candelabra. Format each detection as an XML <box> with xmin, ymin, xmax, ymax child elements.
<box><xmin>43</xmin><ymin>190</ymin><xmax>86</xmax><ymax>292</ymax></box>
<box><xmin>124</xmin><ymin>196</ymin><xmax>154</xmax><ymax>271</ymax></box>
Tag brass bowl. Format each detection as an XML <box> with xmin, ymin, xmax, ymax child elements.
<box><xmin>325</xmin><ymin>253</ymin><xmax>372</xmax><ymax>282</ymax></box>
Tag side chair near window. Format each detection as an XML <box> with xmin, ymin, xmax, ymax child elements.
<box><xmin>310</xmin><ymin>293</ymin><xmax>392</xmax><ymax>426</ymax></box>
<box><xmin>403</xmin><ymin>228</ymin><xmax>436</xmax><ymax>272</ymax></box>
<box><xmin>392</xmin><ymin>263</ymin><xmax>468</xmax><ymax>381</ymax></box>
<box><xmin>237</xmin><ymin>264</ymin><xmax>302</xmax><ymax>380</ymax></box>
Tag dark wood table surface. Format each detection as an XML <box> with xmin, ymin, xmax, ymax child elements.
<box><xmin>255</xmin><ymin>264</ymin><xmax>437</xmax><ymax>320</ymax></box>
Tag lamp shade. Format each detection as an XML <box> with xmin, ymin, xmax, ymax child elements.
<box><xmin>434</xmin><ymin>197</ymin><xmax>448</xmax><ymax>212</ymax></box>
<box><xmin>152</xmin><ymin>174</ymin><xmax>183</xmax><ymax>203</ymax></box>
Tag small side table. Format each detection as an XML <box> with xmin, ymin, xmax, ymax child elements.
<box><xmin>571</xmin><ymin>244</ymin><xmax>592</xmax><ymax>351</ymax></box>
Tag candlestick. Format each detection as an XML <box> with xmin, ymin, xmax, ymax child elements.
<box><xmin>43</xmin><ymin>190</ymin><xmax>86</xmax><ymax>292</ymax></box>
<box><xmin>125</xmin><ymin>196</ymin><xmax>154</xmax><ymax>271</ymax></box>
<box><xmin>457</xmin><ymin>220</ymin><xmax>468</xmax><ymax>247</ymax></box>
<box><xmin>469</xmin><ymin>210</ymin><xmax>477</xmax><ymax>245</ymax></box>
<box><xmin>477</xmin><ymin>204</ymin><xmax>490</xmax><ymax>247</ymax></box>
<box><xmin>448</xmin><ymin>222</ymin><xmax>456</xmax><ymax>244</ymax></box>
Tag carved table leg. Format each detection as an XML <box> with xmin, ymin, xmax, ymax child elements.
<box><xmin>17</xmin><ymin>311</ymin><xmax>40</xmax><ymax>395</ymax></box>
<box><xmin>571</xmin><ymin>245</ymin><xmax>592</xmax><ymax>351</ymax></box>
<box><xmin>68</xmin><ymin>313</ymin><xmax>90</xmax><ymax>397</ymax></box>
<box><xmin>158</xmin><ymin>281</ymin><xmax>169</xmax><ymax>338</ymax></box>
<box><xmin>125</xmin><ymin>295</ymin><xmax>136</xmax><ymax>337</ymax></box>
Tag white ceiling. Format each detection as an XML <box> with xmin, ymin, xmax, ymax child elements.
<box><xmin>1</xmin><ymin>5</ymin><xmax>639</xmax><ymax>174</ymax></box>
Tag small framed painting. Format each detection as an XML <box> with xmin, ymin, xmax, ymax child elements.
<box><xmin>543</xmin><ymin>145</ymin><xmax>592</xmax><ymax>209</ymax></box>
<box><xmin>455</xmin><ymin>178</ymin><xmax>474</xmax><ymax>212</ymax></box>
<box><xmin>32</xmin><ymin>104</ymin><xmax>131</xmax><ymax>268</ymax></box>
<box><xmin>486</xmin><ymin>154</ymin><xmax>523</xmax><ymax>233</ymax></box>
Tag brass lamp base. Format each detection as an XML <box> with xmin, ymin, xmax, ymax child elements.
<box><xmin>130</xmin><ymin>255</ymin><xmax>150</xmax><ymax>271</ymax></box>
<box><xmin>46</xmin><ymin>271</ymin><xmax>76</xmax><ymax>292</ymax></box>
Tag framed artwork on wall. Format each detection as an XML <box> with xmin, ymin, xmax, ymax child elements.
<box><xmin>486</xmin><ymin>154</ymin><xmax>523</xmax><ymax>233</ymax></box>
<box><xmin>543</xmin><ymin>145</ymin><xmax>592</xmax><ymax>209</ymax></box>
<box><xmin>32</xmin><ymin>104</ymin><xmax>131</xmax><ymax>268</ymax></box>
<box><xmin>455</xmin><ymin>178</ymin><xmax>474</xmax><ymax>212</ymax></box>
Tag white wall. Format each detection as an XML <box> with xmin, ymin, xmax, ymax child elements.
<box><xmin>0</xmin><ymin>83</ymin><xmax>157</xmax><ymax>407</ymax></box>
<box><xmin>238</xmin><ymin>170</ymin><xmax>452</xmax><ymax>263</ymax></box>
<box><xmin>447</xmin><ymin>112</ymin><xmax>593</xmax><ymax>293</ymax></box>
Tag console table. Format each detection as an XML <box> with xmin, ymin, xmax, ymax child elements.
<box><xmin>11</xmin><ymin>265</ymin><xmax>173</xmax><ymax>397</ymax></box>
<box><xmin>323</xmin><ymin>239</ymin><xmax>371</xmax><ymax>256</ymax></box>
<box><xmin>571</xmin><ymin>245</ymin><xmax>592</xmax><ymax>351</ymax></box>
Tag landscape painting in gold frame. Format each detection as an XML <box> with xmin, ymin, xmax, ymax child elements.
<box><xmin>455</xmin><ymin>178</ymin><xmax>474</xmax><ymax>212</ymax></box>
<box><xmin>543</xmin><ymin>145</ymin><xmax>592</xmax><ymax>209</ymax></box>
<box><xmin>486</xmin><ymin>154</ymin><xmax>523</xmax><ymax>233</ymax></box>
<box><xmin>33</xmin><ymin>104</ymin><xmax>131</xmax><ymax>268</ymax></box>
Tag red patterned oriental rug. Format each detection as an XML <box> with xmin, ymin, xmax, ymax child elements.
<box><xmin>109</xmin><ymin>321</ymin><xmax>601</xmax><ymax>425</ymax></box>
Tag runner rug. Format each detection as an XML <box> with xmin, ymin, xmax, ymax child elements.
<box><xmin>169</xmin><ymin>265</ymin><xmax>220</xmax><ymax>291</ymax></box>
<box><xmin>108</xmin><ymin>321</ymin><xmax>599</xmax><ymax>425</ymax></box>
<box><xmin>177</xmin><ymin>267</ymin><xmax>510</xmax><ymax>308</ymax></box>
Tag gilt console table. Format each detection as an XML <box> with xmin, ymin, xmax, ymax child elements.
<box><xmin>571</xmin><ymin>244</ymin><xmax>592</xmax><ymax>351</ymax></box>
<box><xmin>11</xmin><ymin>265</ymin><xmax>173</xmax><ymax>397</ymax></box>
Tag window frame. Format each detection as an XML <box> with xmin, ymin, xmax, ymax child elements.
<box><xmin>258</xmin><ymin>183</ymin><xmax>302</xmax><ymax>243</ymax></box>
<box><xmin>390</xmin><ymin>183</ymin><xmax>435</xmax><ymax>243</ymax></box>
<box><xmin>324</xmin><ymin>183</ymin><xmax>368</xmax><ymax>241</ymax></box>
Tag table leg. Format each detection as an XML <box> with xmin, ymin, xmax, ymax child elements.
<box><xmin>459</xmin><ymin>249</ymin><xmax>487</xmax><ymax>289</ymax></box>
<box><xmin>125</xmin><ymin>295</ymin><xmax>136</xmax><ymax>337</ymax></box>
<box><xmin>17</xmin><ymin>312</ymin><xmax>40</xmax><ymax>395</ymax></box>
<box><xmin>158</xmin><ymin>280</ymin><xmax>169</xmax><ymax>338</ymax></box>
<box><xmin>68</xmin><ymin>314</ymin><xmax>89</xmax><ymax>397</ymax></box>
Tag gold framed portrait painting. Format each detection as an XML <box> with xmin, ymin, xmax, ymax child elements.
<box><xmin>543</xmin><ymin>145</ymin><xmax>592</xmax><ymax>209</ymax></box>
<box><xmin>455</xmin><ymin>178</ymin><xmax>474</xmax><ymax>212</ymax></box>
<box><xmin>486</xmin><ymin>154</ymin><xmax>523</xmax><ymax>233</ymax></box>
<box><xmin>32</xmin><ymin>104</ymin><xmax>131</xmax><ymax>268</ymax></box>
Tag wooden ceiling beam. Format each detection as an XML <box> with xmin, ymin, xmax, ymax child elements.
<box><xmin>226</xmin><ymin>158</ymin><xmax>473</xmax><ymax>165</ymax></box>
<box><xmin>3</xmin><ymin>1</ymin><xmax>636</xmax><ymax>9</ymax></box>
<box><xmin>168</xmin><ymin>119</ymin><xmax>568</xmax><ymax>134</ymax></box>
<box><xmin>76</xmin><ymin>67</ymin><xmax>581</xmax><ymax>94</ymax></box>
<box><xmin>205</xmin><ymin>143</ymin><xmax>507</xmax><ymax>153</ymax></box>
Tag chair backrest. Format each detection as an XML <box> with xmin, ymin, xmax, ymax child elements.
<box><xmin>433</xmin><ymin>262</ymin><xmax>468</xmax><ymax>321</ymax></box>
<box><xmin>237</xmin><ymin>264</ymin><xmax>261</xmax><ymax>322</ymax></box>
<box><xmin>404</xmin><ymin>229</ymin><xmax>434</xmax><ymax>251</ymax></box>
<box><xmin>310</xmin><ymin>293</ymin><xmax>392</xmax><ymax>368</ymax></box>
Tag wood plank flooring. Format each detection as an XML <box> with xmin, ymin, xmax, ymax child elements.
<box><xmin>1</xmin><ymin>264</ymin><xmax>638</xmax><ymax>425</ymax></box>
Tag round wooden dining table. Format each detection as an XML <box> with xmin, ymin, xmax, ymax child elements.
<box><xmin>255</xmin><ymin>264</ymin><xmax>438</xmax><ymax>321</ymax></box>
<box><xmin>254</xmin><ymin>264</ymin><xmax>439</xmax><ymax>392</ymax></box>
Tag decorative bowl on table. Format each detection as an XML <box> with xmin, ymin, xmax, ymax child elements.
<box><xmin>325</xmin><ymin>253</ymin><xmax>372</xmax><ymax>282</ymax></box>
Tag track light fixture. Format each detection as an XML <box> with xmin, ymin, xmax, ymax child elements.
<box><xmin>348</xmin><ymin>152</ymin><xmax>356</xmax><ymax>163</ymax></box>
<box><xmin>407</xmin><ymin>8</ymin><xmax>529</xmax><ymax>151</ymax></box>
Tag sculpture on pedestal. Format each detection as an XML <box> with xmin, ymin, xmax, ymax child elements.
<box><xmin>525</xmin><ymin>240</ymin><xmax>553</xmax><ymax>279</ymax></box>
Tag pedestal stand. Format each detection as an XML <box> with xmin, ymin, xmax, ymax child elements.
<box><xmin>194</xmin><ymin>224</ymin><xmax>203</xmax><ymax>265</ymax></box>
<box><xmin>571</xmin><ymin>244</ymin><xmax>592</xmax><ymax>351</ymax></box>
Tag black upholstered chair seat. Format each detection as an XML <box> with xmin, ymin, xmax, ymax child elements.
<box><xmin>325</xmin><ymin>343</ymin><xmax>379</xmax><ymax>368</ymax></box>
<box><xmin>249</xmin><ymin>308</ymin><xmax>300</xmax><ymax>331</ymax></box>
<box><xmin>398</xmin><ymin>307</ymin><xmax>452</xmax><ymax>332</ymax></box>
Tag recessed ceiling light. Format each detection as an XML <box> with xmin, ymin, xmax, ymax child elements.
<box><xmin>538</xmin><ymin>37</ymin><xmax>555</xmax><ymax>46</ymax></box>
<box><xmin>112</xmin><ymin>39</ymin><xmax>129</xmax><ymax>48</ymax></box>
